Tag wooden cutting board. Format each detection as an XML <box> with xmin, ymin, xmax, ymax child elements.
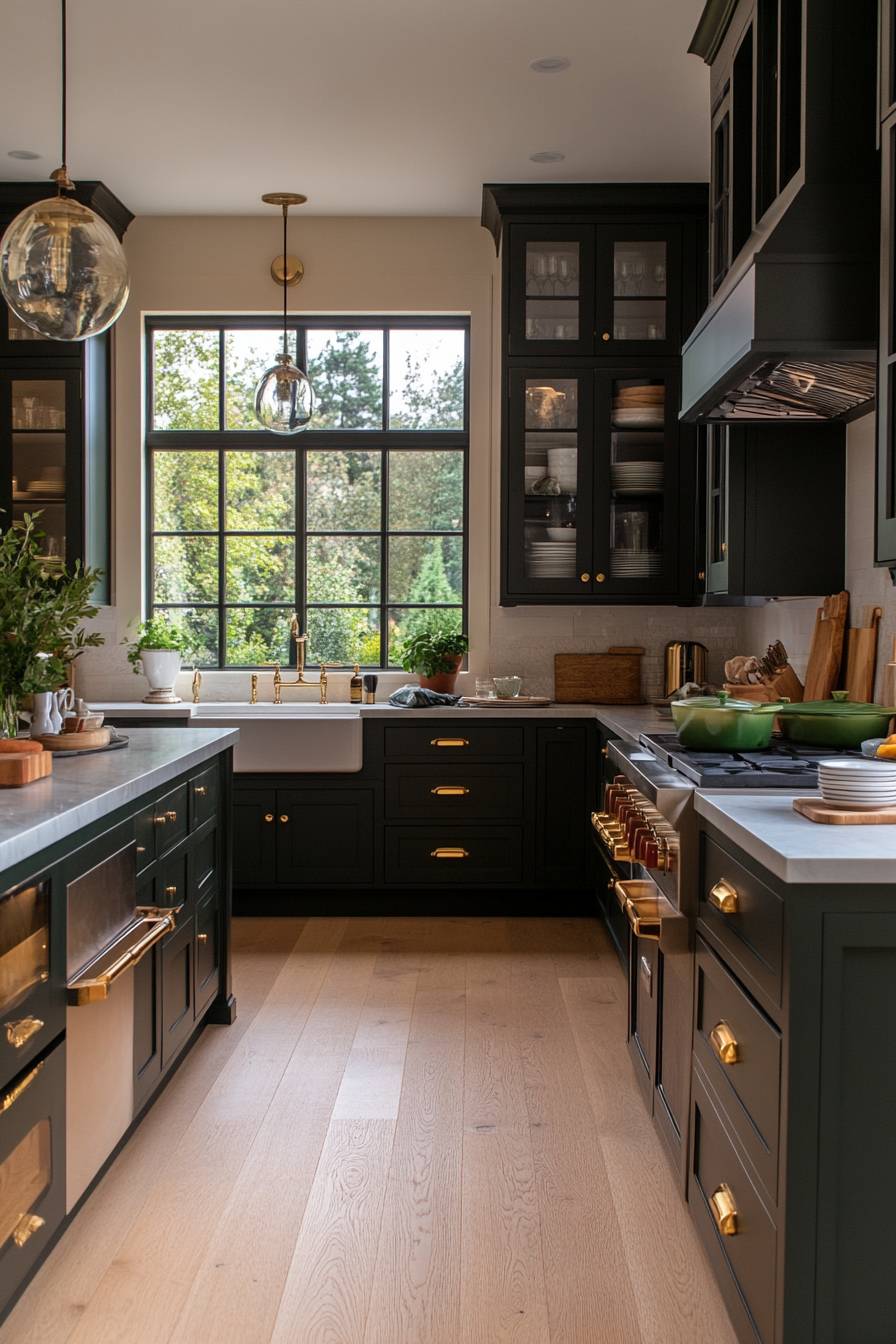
<box><xmin>793</xmin><ymin>796</ymin><xmax>896</xmax><ymax>825</ymax></box>
<box><xmin>554</xmin><ymin>650</ymin><xmax>644</xmax><ymax>704</ymax></box>
<box><xmin>841</xmin><ymin>606</ymin><xmax>882</xmax><ymax>703</ymax></box>
<box><xmin>0</xmin><ymin>752</ymin><xmax>52</xmax><ymax>787</ymax></box>
<box><xmin>803</xmin><ymin>591</ymin><xmax>849</xmax><ymax>702</ymax></box>
<box><xmin>879</xmin><ymin>635</ymin><xmax>896</xmax><ymax>709</ymax></box>
<box><xmin>35</xmin><ymin>728</ymin><xmax>110</xmax><ymax>751</ymax></box>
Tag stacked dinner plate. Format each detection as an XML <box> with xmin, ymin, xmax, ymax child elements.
<box><xmin>610</xmin><ymin>462</ymin><xmax>664</xmax><ymax>493</ymax></box>
<box><xmin>528</xmin><ymin>540</ymin><xmax>576</xmax><ymax>577</ymax></box>
<box><xmin>817</xmin><ymin>758</ymin><xmax>896</xmax><ymax>810</ymax></box>
<box><xmin>610</xmin><ymin>550</ymin><xmax>663</xmax><ymax>577</ymax></box>
<box><xmin>612</xmin><ymin>384</ymin><xmax>665</xmax><ymax>430</ymax></box>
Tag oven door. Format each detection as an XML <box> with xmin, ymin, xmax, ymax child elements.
<box><xmin>0</xmin><ymin>875</ymin><xmax>63</xmax><ymax>1088</ymax></box>
<box><xmin>0</xmin><ymin>1039</ymin><xmax>65</xmax><ymax>1313</ymax></box>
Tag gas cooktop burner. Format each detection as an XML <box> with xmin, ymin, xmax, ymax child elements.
<box><xmin>640</xmin><ymin>733</ymin><xmax>865</xmax><ymax>789</ymax></box>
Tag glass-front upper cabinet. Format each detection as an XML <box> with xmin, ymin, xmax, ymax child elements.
<box><xmin>0</xmin><ymin>371</ymin><xmax>82</xmax><ymax>570</ymax></box>
<box><xmin>507</xmin><ymin>224</ymin><xmax>682</xmax><ymax>358</ymax></box>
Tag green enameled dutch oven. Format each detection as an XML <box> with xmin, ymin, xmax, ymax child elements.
<box><xmin>774</xmin><ymin>691</ymin><xmax>896</xmax><ymax>747</ymax></box>
<box><xmin>671</xmin><ymin>691</ymin><xmax>785</xmax><ymax>751</ymax></box>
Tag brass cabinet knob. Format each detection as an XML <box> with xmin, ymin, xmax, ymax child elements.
<box><xmin>154</xmin><ymin>815</ymin><xmax>167</xmax><ymax>826</ymax></box>
<box><xmin>431</xmin><ymin>786</ymin><xmax>469</xmax><ymax>796</ymax></box>
<box><xmin>165</xmin><ymin>886</ymin><xmax>177</xmax><ymax>897</ymax></box>
<box><xmin>601</xmin><ymin>747</ymin><xmax>609</xmax><ymax>757</ymax></box>
<box><xmin>13</xmin><ymin>1213</ymin><xmax>45</xmax><ymax>1248</ymax></box>
<box><xmin>709</xmin><ymin>878</ymin><xmax>739</xmax><ymax>913</ymax></box>
<box><xmin>709</xmin><ymin>1021</ymin><xmax>739</xmax><ymax>1065</ymax></box>
<box><xmin>264</xmin><ymin>813</ymin><xmax>274</xmax><ymax>822</ymax></box>
<box><xmin>197</xmin><ymin>933</ymin><xmax>208</xmax><ymax>944</ymax></box>
<box><xmin>602</xmin><ymin>332</ymin><xmax>610</xmax><ymax>340</ymax></box>
<box><xmin>710</xmin><ymin>1183</ymin><xmax>738</xmax><ymax>1236</ymax></box>
<box><xmin>280</xmin><ymin>814</ymin><xmax>289</xmax><ymax>823</ymax></box>
<box><xmin>698</xmin><ymin>571</ymin><xmax>705</xmax><ymax>580</ymax></box>
<box><xmin>4</xmin><ymin>1017</ymin><xmax>43</xmax><ymax>1049</ymax></box>
<box><xmin>136</xmin><ymin>845</ymin><xmax>146</xmax><ymax>853</ymax></box>
<box><xmin>194</xmin><ymin>786</ymin><xmax>206</xmax><ymax>797</ymax></box>
<box><xmin>596</xmin><ymin>573</ymin><xmax>606</xmax><ymax>582</ymax></box>
<box><xmin>581</xmin><ymin>573</ymin><xmax>590</xmax><ymax>582</ymax></box>
<box><xmin>167</xmin><ymin>811</ymin><xmax>178</xmax><ymax>822</ymax></box>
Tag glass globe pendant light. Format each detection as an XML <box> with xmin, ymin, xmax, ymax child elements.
<box><xmin>254</xmin><ymin>194</ymin><xmax>314</xmax><ymax>435</ymax></box>
<box><xmin>0</xmin><ymin>0</ymin><xmax>129</xmax><ymax>342</ymax></box>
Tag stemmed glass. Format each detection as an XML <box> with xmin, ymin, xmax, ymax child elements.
<box><xmin>653</xmin><ymin>261</ymin><xmax>666</xmax><ymax>294</ymax></box>
<box><xmin>631</xmin><ymin>257</ymin><xmax>645</xmax><ymax>294</ymax></box>
<box><xmin>546</xmin><ymin>253</ymin><xmax>559</xmax><ymax>293</ymax></box>
<box><xmin>557</xmin><ymin>255</ymin><xmax>570</xmax><ymax>295</ymax></box>
<box><xmin>533</xmin><ymin>253</ymin><xmax>548</xmax><ymax>294</ymax></box>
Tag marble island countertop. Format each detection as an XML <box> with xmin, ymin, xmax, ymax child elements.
<box><xmin>0</xmin><ymin>727</ymin><xmax>238</xmax><ymax>874</ymax></box>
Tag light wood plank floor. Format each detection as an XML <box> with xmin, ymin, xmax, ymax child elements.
<box><xmin>0</xmin><ymin>916</ymin><xmax>738</xmax><ymax>1344</ymax></box>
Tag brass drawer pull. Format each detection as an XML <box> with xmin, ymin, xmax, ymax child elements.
<box><xmin>154</xmin><ymin>815</ymin><xmax>167</xmax><ymax>826</ymax></box>
<box><xmin>431</xmin><ymin>847</ymin><xmax>469</xmax><ymax>859</ymax></box>
<box><xmin>0</xmin><ymin>1061</ymin><xmax>42</xmax><ymax>1114</ymax></box>
<box><xmin>68</xmin><ymin>909</ymin><xmax>179</xmax><ymax>1005</ymax></box>
<box><xmin>280</xmin><ymin>814</ymin><xmax>289</xmax><ymax>823</ymax></box>
<box><xmin>623</xmin><ymin>897</ymin><xmax>661</xmax><ymax>941</ymax></box>
<box><xmin>13</xmin><ymin>1214</ymin><xmax>45</xmax><ymax>1248</ymax></box>
<box><xmin>431</xmin><ymin>786</ymin><xmax>469</xmax><ymax>796</ymax></box>
<box><xmin>265</xmin><ymin>813</ymin><xmax>274</xmax><ymax>822</ymax></box>
<box><xmin>710</xmin><ymin>1183</ymin><xmax>738</xmax><ymax>1236</ymax></box>
<box><xmin>431</xmin><ymin>738</ymin><xmax>469</xmax><ymax>747</ymax></box>
<box><xmin>165</xmin><ymin>886</ymin><xmax>177</xmax><ymax>897</ymax></box>
<box><xmin>197</xmin><ymin>933</ymin><xmax>208</xmax><ymax>944</ymax></box>
<box><xmin>709</xmin><ymin>1021</ymin><xmax>739</xmax><ymax>1065</ymax></box>
<box><xmin>194</xmin><ymin>786</ymin><xmax>207</xmax><ymax>796</ymax></box>
<box><xmin>166</xmin><ymin>811</ymin><xmax>178</xmax><ymax>822</ymax></box>
<box><xmin>4</xmin><ymin>1017</ymin><xmax>44</xmax><ymax>1049</ymax></box>
<box><xmin>709</xmin><ymin>878</ymin><xmax>738</xmax><ymax>913</ymax></box>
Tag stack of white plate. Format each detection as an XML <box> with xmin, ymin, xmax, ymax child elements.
<box><xmin>528</xmin><ymin>540</ymin><xmax>576</xmax><ymax>577</ymax></box>
<box><xmin>612</xmin><ymin>408</ymin><xmax>665</xmax><ymax>430</ymax></box>
<box><xmin>610</xmin><ymin>550</ymin><xmax>663</xmax><ymax>577</ymax></box>
<box><xmin>547</xmin><ymin>447</ymin><xmax>577</xmax><ymax>492</ymax></box>
<box><xmin>610</xmin><ymin>462</ymin><xmax>664</xmax><ymax>493</ymax></box>
<box><xmin>817</xmin><ymin>758</ymin><xmax>896</xmax><ymax>810</ymax></box>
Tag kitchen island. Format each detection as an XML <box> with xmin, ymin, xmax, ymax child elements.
<box><xmin>0</xmin><ymin>727</ymin><xmax>237</xmax><ymax>1323</ymax></box>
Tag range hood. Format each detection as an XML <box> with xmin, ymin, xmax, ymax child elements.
<box><xmin>680</xmin><ymin>216</ymin><xmax>878</xmax><ymax>423</ymax></box>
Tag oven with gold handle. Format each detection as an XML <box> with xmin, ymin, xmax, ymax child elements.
<box><xmin>614</xmin><ymin>880</ymin><xmax>689</xmax><ymax>953</ymax></box>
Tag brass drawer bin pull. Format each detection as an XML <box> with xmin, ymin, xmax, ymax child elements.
<box><xmin>431</xmin><ymin>738</ymin><xmax>469</xmax><ymax>747</ymax></box>
<box><xmin>431</xmin><ymin>786</ymin><xmax>469</xmax><ymax>796</ymax></box>
<box><xmin>4</xmin><ymin>1017</ymin><xmax>44</xmax><ymax>1049</ymax></box>
<box><xmin>68</xmin><ymin>907</ymin><xmax>181</xmax><ymax>1005</ymax></box>
<box><xmin>709</xmin><ymin>878</ymin><xmax>739</xmax><ymax>913</ymax></box>
<box><xmin>709</xmin><ymin>1020</ymin><xmax>739</xmax><ymax>1065</ymax></box>
<box><xmin>166</xmin><ymin>811</ymin><xmax>178</xmax><ymax>822</ymax></box>
<box><xmin>13</xmin><ymin>1213</ymin><xmax>45</xmax><ymax>1248</ymax></box>
<box><xmin>623</xmin><ymin>897</ymin><xmax>662</xmax><ymax>941</ymax></box>
<box><xmin>0</xmin><ymin>1061</ymin><xmax>43</xmax><ymax>1114</ymax></box>
<box><xmin>710</xmin><ymin>1183</ymin><xmax>738</xmax><ymax>1235</ymax></box>
<box><xmin>431</xmin><ymin>847</ymin><xmax>469</xmax><ymax>859</ymax></box>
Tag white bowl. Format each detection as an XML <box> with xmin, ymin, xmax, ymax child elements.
<box><xmin>546</xmin><ymin>528</ymin><xmax>576</xmax><ymax>542</ymax></box>
<box><xmin>817</xmin><ymin>758</ymin><xmax>896</xmax><ymax>774</ymax></box>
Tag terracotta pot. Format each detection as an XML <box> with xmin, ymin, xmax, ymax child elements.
<box><xmin>418</xmin><ymin>655</ymin><xmax>464</xmax><ymax>694</ymax></box>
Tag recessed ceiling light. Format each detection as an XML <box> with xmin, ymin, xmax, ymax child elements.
<box><xmin>530</xmin><ymin>151</ymin><xmax>566</xmax><ymax>163</ymax></box>
<box><xmin>7</xmin><ymin>150</ymin><xmax>41</xmax><ymax>161</ymax></box>
<box><xmin>529</xmin><ymin>57</ymin><xmax>571</xmax><ymax>73</ymax></box>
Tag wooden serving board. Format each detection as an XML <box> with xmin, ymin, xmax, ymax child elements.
<box><xmin>554</xmin><ymin>651</ymin><xmax>644</xmax><ymax>704</ymax></box>
<box><xmin>793</xmin><ymin>796</ymin><xmax>896</xmax><ymax>825</ymax></box>
<box><xmin>0</xmin><ymin>752</ymin><xmax>52</xmax><ymax>787</ymax></box>
<box><xmin>803</xmin><ymin>591</ymin><xmax>849</xmax><ymax>702</ymax></box>
<box><xmin>841</xmin><ymin>606</ymin><xmax>883</xmax><ymax>703</ymax></box>
<box><xmin>35</xmin><ymin>728</ymin><xmax>111</xmax><ymax>752</ymax></box>
<box><xmin>461</xmin><ymin>696</ymin><xmax>552</xmax><ymax>708</ymax></box>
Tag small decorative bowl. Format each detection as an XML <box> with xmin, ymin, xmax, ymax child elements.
<box><xmin>493</xmin><ymin>675</ymin><xmax>522</xmax><ymax>698</ymax></box>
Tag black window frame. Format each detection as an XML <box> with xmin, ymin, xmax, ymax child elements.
<box><xmin>144</xmin><ymin>313</ymin><xmax>470</xmax><ymax>670</ymax></box>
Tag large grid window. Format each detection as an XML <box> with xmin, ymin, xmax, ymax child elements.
<box><xmin>146</xmin><ymin>317</ymin><xmax>468</xmax><ymax>668</ymax></box>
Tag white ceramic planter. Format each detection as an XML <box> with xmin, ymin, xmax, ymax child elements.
<box><xmin>140</xmin><ymin>649</ymin><xmax>183</xmax><ymax>703</ymax></box>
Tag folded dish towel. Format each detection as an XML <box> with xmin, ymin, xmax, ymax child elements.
<box><xmin>388</xmin><ymin>686</ymin><xmax>463</xmax><ymax>708</ymax></box>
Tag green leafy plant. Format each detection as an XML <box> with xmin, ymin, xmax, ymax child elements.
<box><xmin>398</xmin><ymin>629</ymin><xmax>469</xmax><ymax>678</ymax></box>
<box><xmin>123</xmin><ymin>612</ymin><xmax>188</xmax><ymax>673</ymax></box>
<box><xmin>0</xmin><ymin>514</ymin><xmax>104</xmax><ymax>736</ymax></box>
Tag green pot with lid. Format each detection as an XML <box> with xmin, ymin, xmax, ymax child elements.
<box><xmin>775</xmin><ymin>691</ymin><xmax>896</xmax><ymax>746</ymax></box>
<box><xmin>671</xmin><ymin>690</ymin><xmax>785</xmax><ymax>751</ymax></box>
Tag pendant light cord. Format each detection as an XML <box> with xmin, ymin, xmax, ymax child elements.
<box><xmin>282</xmin><ymin>205</ymin><xmax>288</xmax><ymax>356</ymax></box>
<box><xmin>61</xmin><ymin>0</ymin><xmax>67</xmax><ymax>169</ymax></box>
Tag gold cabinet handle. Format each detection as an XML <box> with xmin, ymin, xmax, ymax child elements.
<box><xmin>0</xmin><ymin>1061</ymin><xmax>42</xmax><ymax>1114</ymax></box>
<box><xmin>136</xmin><ymin>845</ymin><xmax>146</xmax><ymax>853</ymax></box>
<box><xmin>13</xmin><ymin>1213</ymin><xmax>45</xmax><ymax>1248</ymax></box>
<box><xmin>165</xmin><ymin>886</ymin><xmax>177</xmax><ymax>897</ymax></box>
<box><xmin>68</xmin><ymin>909</ymin><xmax>179</xmax><ymax>1005</ymax></box>
<box><xmin>709</xmin><ymin>878</ymin><xmax>738</xmax><ymax>913</ymax></box>
<box><xmin>709</xmin><ymin>1021</ymin><xmax>739</xmax><ymax>1065</ymax></box>
<box><xmin>601</xmin><ymin>747</ymin><xmax>609</xmax><ymax>757</ymax></box>
<box><xmin>431</xmin><ymin>738</ymin><xmax>469</xmax><ymax>747</ymax></box>
<box><xmin>280</xmin><ymin>814</ymin><xmax>289</xmax><ymax>823</ymax></box>
<box><xmin>264</xmin><ymin>813</ymin><xmax>274</xmax><ymax>822</ymax></box>
<box><xmin>194</xmin><ymin>786</ymin><xmax>207</xmax><ymax>796</ymax></box>
<box><xmin>4</xmin><ymin>1017</ymin><xmax>44</xmax><ymax>1049</ymax></box>
<box><xmin>197</xmin><ymin>933</ymin><xmax>208</xmax><ymax>944</ymax></box>
<box><xmin>623</xmin><ymin>897</ymin><xmax>662</xmax><ymax>940</ymax></box>
<box><xmin>154</xmin><ymin>815</ymin><xmax>167</xmax><ymax>826</ymax></box>
<box><xmin>710</xmin><ymin>1183</ymin><xmax>738</xmax><ymax>1236</ymax></box>
<box><xmin>431</xmin><ymin>786</ymin><xmax>469</xmax><ymax>796</ymax></box>
<box><xmin>596</xmin><ymin>573</ymin><xmax>606</xmax><ymax>582</ymax></box>
<box><xmin>580</xmin><ymin>573</ymin><xmax>590</xmax><ymax>582</ymax></box>
<box><xmin>166</xmin><ymin>811</ymin><xmax>178</xmax><ymax>822</ymax></box>
<box><xmin>431</xmin><ymin>847</ymin><xmax>469</xmax><ymax>859</ymax></box>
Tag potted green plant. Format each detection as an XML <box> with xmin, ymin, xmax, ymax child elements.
<box><xmin>0</xmin><ymin>514</ymin><xmax>104</xmax><ymax>737</ymax></box>
<box><xmin>398</xmin><ymin>630</ymin><xmax>469</xmax><ymax>694</ymax></box>
<box><xmin>123</xmin><ymin>613</ymin><xmax>189</xmax><ymax>703</ymax></box>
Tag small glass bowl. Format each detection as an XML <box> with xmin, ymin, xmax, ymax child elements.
<box><xmin>493</xmin><ymin>675</ymin><xmax>522</xmax><ymax>698</ymax></box>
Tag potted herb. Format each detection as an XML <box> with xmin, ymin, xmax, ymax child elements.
<box><xmin>0</xmin><ymin>514</ymin><xmax>104</xmax><ymax>737</ymax></box>
<box><xmin>124</xmin><ymin>613</ymin><xmax>189</xmax><ymax>703</ymax></box>
<box><xmin>398</xmin><ymin>630</ymin><xmax>469</xmax><ymax>694</ymax></box>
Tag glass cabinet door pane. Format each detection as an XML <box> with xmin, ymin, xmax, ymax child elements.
<box><xmin>525</xmin><ymin>242</ymin><xmax>580</xmax><ymax>342</ymax></box>
<box><xmin>523</xmin><ymin>378</ymin><xmax>579</xmax><ymax>579</ymax></box>
<box><xmin>609</xmin><ymin>378</ymin><xmax>665</xmax><ymax>578</ymax></box>
<box><xmin>613</xmin><ymin>241</ymin><xmax>666</xmax><ymax>340</ymax></box>
<box><xmin>11</xmin><ymin>380</ymin><xmax>67</xmax><ymax>565</ymax></box>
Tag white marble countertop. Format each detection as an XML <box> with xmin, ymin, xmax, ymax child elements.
<box><xmin>0</xmin><ymin>727</ymin><xmax>238</xmax><ymax>875</ymax></box>
<box><xmin>695</xmin><ymin>791</ymin><xmax>896</xmax><ymax>885</ymax></box>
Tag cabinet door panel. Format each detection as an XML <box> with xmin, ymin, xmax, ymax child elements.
<box><xmin>276</xmin><ymin>791</ymin><xmax>374</xmax><ymax>886</ymax></box>
<box><xmin>507</xmin><ymin>225</ymin><xmax>595</xmax><ymax>358</ymax></box>
<box><xmin>536</xmin><ymin>726</ymin><xmax>589</xmax><ymax>885</ymax></box>
<box><xmin>194</xmin><ymin>889</ymin><xmax>219</xmax><ymax>1018</ymax></box>
<box><xmin>232</xmin><ymin>791</ymin><xmax>278</xmax><ymax>887</ymax></box>
<box><xmin>161</xmin><ymin>916</ymin><xmax>194</xmax><ymax>1067</ymax></box>
<box><xmin>133</xmin><ymin>939</ymin><xmax>161</xmax><ymax>1114</ymax></box>
<box><xmin>384</xmin><ymin>763</ymin><xmax>523</xmax><ymax>821</ymax></box>
<box><xmin>596</xmin><ymin>226</ymin><xmax>683</xmax><ymax>359</ymax></box>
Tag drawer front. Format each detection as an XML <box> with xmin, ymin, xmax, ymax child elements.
<box><xmin>190</xmin><ymin>826</ymin><xmax>218</xmax><ymax>899</ymax></box>
<box><xmin>384</xmin><ymin>763</ymin><xmax>524</xmax><ymax>820</ymax></box>
<box><xmin>695</xmin><ymin>938</ymin><xmax>781</xmax><ymax>1200</ymax></box>
<box><xmin>194</xmin><ymin>889</ymin><xmax>219</xmax><ymax>1017</ymax></box>
<box><xmin>0</xmin><ymin>875</ymin><xmax>64</xmax><ymax>1089</ymax></box>
<box><xmin>690</xmin><ymin>1064</ymin><xmax>777</xmax><ymax>1344</ymax></box>
<box><xmin>383</xmin><ymin>724</ymin><xmax>524</xmax><ymax>759</ymax></box>
<box><xmin>154</xmin><ymin>784</ymin><xmax>189</xmax><ymax>858</ymax></box>
<box><xmin>135</xmin><ymin>805</ymin><xmax>156</xmax><ymax>873</ymax></box>
<box><xmin>190</xmin><ymin>766</ymin><xmax>218</xmax><ymax>832</ymax></box>
<box><xmin>158</xmin><ymin>848</ymin><xmax>189</xmax><ymax>919</ymax></box>
<box><xmin>161</xmin><ymin>915</ymin><xmax>194</xmax><ymax>1067</ymax></box>
<box><xmin>384</xmin><ymin>827</ymin><xmax>523</xmax><ymax>884</ymax></box>
<box><xmin>700</xmin><ymin>834</ymin><xmax>783</xmax><ymax>1007</ymax></box>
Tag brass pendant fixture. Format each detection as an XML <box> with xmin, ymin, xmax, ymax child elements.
<box><xmin>0</xmin><ymin>0</ymin><xmax>129</xmax><ymax>341</ymax></box>
<box><xmin>253</xmin><ymin>193</ymin><xmax>314</xmax><ymax>435</ymax></box>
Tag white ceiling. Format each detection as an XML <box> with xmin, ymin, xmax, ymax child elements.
<box><xmin>0</xmin><ymin>0</ymin><xmax>710</xmax><ymax>217</ymax></box>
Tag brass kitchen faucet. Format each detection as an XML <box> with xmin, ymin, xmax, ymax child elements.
<box><xmin>268</xmin><ymin>618</ymin><xmax>337</xmax><ymax>704</ymax></box>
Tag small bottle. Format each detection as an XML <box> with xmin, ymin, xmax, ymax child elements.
<box><xmin>350</xmin><ymin>664</ymin><xmax>362</xmax><ymax>704</ymax></box>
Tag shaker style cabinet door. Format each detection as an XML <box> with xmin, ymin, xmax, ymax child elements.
<box><xmin>506</xmin><ymin>225</ymin><xmax>595</xmax><ymax>359</ymax></box>
<box><xmin>594</xmin><ymin>225</ymin><xmax>683</xmax><ymax>360</ymax></box>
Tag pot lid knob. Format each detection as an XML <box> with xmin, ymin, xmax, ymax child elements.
<box><xmin>831</xmin><ymin>690</ymin><xmax>849</xmax><ymax>702</ymax></box>
<box><xmin>716</xmin><ymin>690</ymin><xmax>729</xmax><ymax>705</ymax></box>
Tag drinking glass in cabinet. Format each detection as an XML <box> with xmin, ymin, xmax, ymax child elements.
<box><xmin>525</xmin><ymin>242</ymin><xmax>579</xmax><ymax>341</ymax></box>
<box><xmin>613</xmin><ymin>241</ymin><xmax>666</xmax><ymax>340</ymax></box>
<box><xmin>522</xmin><ymin>376</ymin><xmax>578</xmax><ymax>579</ymax></box>
<box><xmin>11</xmin><ymin>381</ymin><xmax>68</xmax><ymax>562</ymax></box>
<box><xmin>11</xmin><ymin>381</ymin><xmax>65</xmax><ymax>431</ymax></box>
<box><xmin>6</xmin><ymin>307</ymin><xmax>42</xmax><ymax>342</ymax></box>
<box><xmin>609</xmin><ymin>378</ymin><xmax>664</xmax><ymax>577</ymax></box>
